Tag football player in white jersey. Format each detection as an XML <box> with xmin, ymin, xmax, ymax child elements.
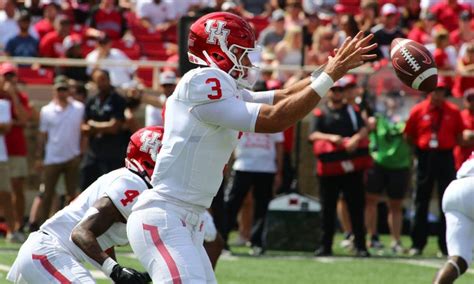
<box><xmin>434</xmin><ymin>154</ymin><xmax>474</xmax><ymax>284</ymax></box>
<box><xmin>126</xmin><ymin>11</ymin><xmax>378</xmax><ymax>283</ymax></box>
<box><xmin>7</xmin><ymin>126</ymin><xmax>163</xmax><ymax>284</ymax></box>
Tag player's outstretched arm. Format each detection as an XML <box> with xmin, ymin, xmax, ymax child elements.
<box><xmin>255</xmin><ymin>32</ymin><xmax>377</xmax><ymax>133</ymax></box>
<box><xmin>71</xmin><ymin>197</ymin><xmax>150</xmax><ymax>284</ymax></box>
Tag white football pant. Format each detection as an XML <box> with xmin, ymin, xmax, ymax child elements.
<box><xmin>7</xmin><ymin>232</ymin><xmax>95</xmax><ymax>284</ymax></box>
<box><xmin>443</xmin><ymin>178</ymin><xmax>474</xmax><ymax>266</ymax></box>
<box><xmin>127</xmin><ymin>200</ymin><xmax>216</xmax><ymax>284</ymax></box>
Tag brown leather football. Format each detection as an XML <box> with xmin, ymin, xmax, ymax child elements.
<box><xmin>390</xmin><ymin>38</ymin><xmax>438</xmax><ymax>93</ymax></box>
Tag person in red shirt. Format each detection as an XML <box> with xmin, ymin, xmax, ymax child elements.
<box><xmin>34</xmin><ymin>2</ymin><xmax>60</xmax><ymax>39</ymax></box>
<box><xmin>39</xmin><ymin>15</ymin><xmax>72</xmax><ymax>58</ymax></box>
<box><xmin>0</xmin><ymin>63</ymin><xmax>33</xmax><ymax>242</ymax></box>
<box><xmin>404</xmin><ymin>80</ymin><xmax>465</xmax><ymax>256</ymax></box>
<box><xmin>87</xmin><ymin>0</ymin><xmax>126</xmax><ymax>40</ymax></box>
<box><xmin>454</xmin><ymin>89</ymin><xmax>474</xmax><ymax>169</ymax></box>
<box><xmin>449</xmin><ymin>11</ymin><xmax>474</xmax><ymax>49</ymax></box>
<box><xmin>407</xmin><ymin>12</ymin><xmax>437</xmax><ymax>45</ymax></box>
<box><xmin>430</xmin><ymin>0</ymin><xmax>470</xmax><ymax>32</ymax></box>
<box><xmin>432</xmin><ymin>28</ymin><xmax>456</xmax><ymax>90</ymax></box>
<box><xmin>453</xmin><ymin>42</ymin><xmax>474</xmax><ymax>98</ymax></box>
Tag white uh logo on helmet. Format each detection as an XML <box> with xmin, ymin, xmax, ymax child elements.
<box><xmin>139</xmin><ymin>130</ymin><xmax>161</xmax><ymax>162</ymax></box>
<box><xmin>205</xmin><ymin>20</ymin><xmax>230</xmax><ymax>45</ymax></box>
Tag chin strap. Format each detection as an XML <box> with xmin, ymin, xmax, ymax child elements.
<box><xmin>124</xmin><ymin>158</ymin><xmax>153</xmax><ymax>189</ymax></box>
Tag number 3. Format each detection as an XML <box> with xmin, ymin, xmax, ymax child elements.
<box><xmin>206</xmin><ymin>78</ymin><xmax>222</xmax><ymax>100</ymax></box>
<box><xmin>120</xmin><ymin>190</ymin><xmax>140</xmax><ymax>206</ymax></box>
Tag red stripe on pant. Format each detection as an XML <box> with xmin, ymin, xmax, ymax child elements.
<box><xmin>143</xmin><ymin>223</ymin><xmax>182</xmax><ymax>284</ymax></box>
<box><xmin>32</xmin><ymin>254</ymin><xmax>71</xmax><ymax>284</ymax></box>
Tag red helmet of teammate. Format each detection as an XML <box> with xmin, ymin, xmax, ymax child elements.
<box><xmin>125</xmin><ymin>126</ymin><xmax>164</xmax><ymax>183</ymax></box>
<box><xmin>188</xmin><ymin>12</ymin><xmax>260</xmax><ymax>88</ymax></box>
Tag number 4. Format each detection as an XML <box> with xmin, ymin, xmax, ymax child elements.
<box><xmin>120</xmin><ymin>190</ymin><xmax>140</xmax><ymax>206</ymax></box>
<box><xmin>206</xmin><ymin>78</ymin><xmax>222</xmax><ymax>100</ymax></box>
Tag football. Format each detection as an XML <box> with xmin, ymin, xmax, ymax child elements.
<box><xmin>390</xmin><ymin>38</ymin><xmax>438</xmax><ymax>93</ymax></box>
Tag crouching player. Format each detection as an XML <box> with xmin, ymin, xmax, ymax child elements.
<box><xmin>434</xmin><ymin>154</ymin><xmax>474</xmax><ymax>284</ymax></box>
<box><xmin>7</xmin><ymin>126</ymin><xmax>163</xmax><ymax>284</ymax></box>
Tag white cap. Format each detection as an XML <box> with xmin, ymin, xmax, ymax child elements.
<box><xmin>160</xmin><ymin>71</ymin><xmax>177</xmax><ymax>85</ymax></box>
<box><xmin>381</xmin><ymin>3</ymin><xmax>398</xmax><ymax>16</ymax></box>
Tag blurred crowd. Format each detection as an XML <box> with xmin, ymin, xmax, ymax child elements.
<box><xmin>1</xmin><ymin>0</ymin><xmax>474</xmax><ymax>258</ymax></box>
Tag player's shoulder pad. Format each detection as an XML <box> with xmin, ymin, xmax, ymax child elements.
<box><xmin>176</xmin><ymin>67</ymin><xmax>237</xmax><ymax>105</ymax></box>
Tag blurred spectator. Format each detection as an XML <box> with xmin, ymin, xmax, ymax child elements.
<box><xmin>135</xmin><ymin>0</ymin><xmax>176</xmax><ymax>31</ymax></box>
<box><xmin>22</xmin><ymin>0</ymin><xmax>43</xmax><ymax>24</ymax></box>
<box><xmin>365</xmin><ymin>95</ymin><xmax>412</xmax><ymax>253</ymax></box>
<box><xmin>88</xmin><ymin>0</ymin><xmax>126</xmax><ymax>40</ymax></box>
<box><xmin>34</xmin><ymin>76</ymin><xmax>84</xmax><ymax>224</ymax></box>
<box><xmin>371</xmin><ymin>3</ymin><xmax>405</xmax><ymax>60</ymax></box>
<box><xmin>275</xmin><ymin>26</ymin><xmax>303</xmax><ymax>80</ymax></box>
<box><xmin>454</xmin><ymin>89</ymin><xmax>474</xmax><ymax>169</ymax></box>
<box><xmin>241</xmin><ymin>0</ymin><xmax>267</xmax><ymax>15</ymax></box>
<box><xmin>34</xmin><ymin>1</ymin><xmax>60</xmax><ymax>39</ymax></box>
<box><xmin>69</xmin><ymin>80</ymin><xmax>88</xmax><ymax>103</ymax></box>
<box><xmin>145</xmin><ymin>71</ymin><xmax>177</xmax><ymax>127</ymax></box>
<box><xmin>0</xmin><ymin>63</ymin><xmax>33</xmax><ymax>242</ymax></box>
<box><xmin>453</xmin><ymin>42</ymin><xmax>474</xmax><ymax>98</ymax></box>
<box><xmin>335</xmin><ymin>14</ymin><xmax>359</xmax><ymax>47</ymax></box>
<box><xmin>407</xmin><ymin>12</ymin><xmax>437</xmax><ymax>45</ymax></box>
<box><xmin>39</xmin><ymin>15</ymin><xmax>72</xmax><ymax>58</ymax></box>
<box><xmin>306</xmin><ymin>25</ymin><xmax>334</xmax><ymax>66</ymax></box>
<box><xmin>122</xmin><ymin>86</ymin><xmax>143</xmax><ymax>135</ymax></box>
<box><xmin>400</xmin><ymin>0</ymin><xmax>422</xmax><ymax>32</ymax></box>
<box><xmin>356</xmin><ymin>0</ymin><xmax>378</xmax><ymax>33</ymax></box>
<box><xmin>309</xmin><ymin>81</ymin><xmax>371</xmax><ymax>257</ymax></box>
<box><xmin>5</xmin><ymin>11</ymin><xmax>39</xmax><ymax>58</ymax></box>
<box><xmin>420</xmin><ymin>0</ymin><xmax>441</xmax><ymax>18</ymax></box>
<box><xmin>404</xmin><ymin>81</ymin><xmax>464</xmax><ymax>256</ymax></box>
<box><xmin>284</xmin><ymin>0</ymin><xmax>304</xmax><ymax>28</ymax></box>
<box><xmin>85</xmin><ymin>35</ymin><xmax>136</xmax><ymax>88</ymax></box>
<box><xmin>302</xmin><ymin>12</ymin><xmax>320</xmax><ymax>48</ymax></box>
<box><xmin>428</xmin><ymin>28</ymin><xmax>457</xmax><ymax>90</ymax></box>
<box><xmin>257</xmin><ymin>9</ymin><xmax>285</xmax><ymax>51</ymax></box>
<box><xmin>430</xmin><ymin>0</ymin><xmax>470</xmax><ymax>32</ymax></box>
<box><xmin>449</xmin><ymin>11</ymin><xmax>474</xmax><ymax>49</ymax></box>
<box><xmin>303</xmin><ymin>0</ymin><xmax>337</xmax><ymax>15</ymax></box>
<box><xmin>80</xmin><ymin>69</ymin><xmax>127</xmax><ymax>189</ymax></box>
<box><xmin>223</xmin><ymin>117</ymin><xmax>284</xmax><ymax>255</ymax></box>
<box><xmin>0</xmin><ymin>0</ymin><xmax>39</xmax><ymax>52</ymax></box>
<box><xmin>56</xmin><ymin>34</ymin><xmax>88</xmax><ymax>83</ymax></box>
<box><xmin>0</xmin><ymin>98</ymin><xmax>15</xmax><ymax>242</ymax></box>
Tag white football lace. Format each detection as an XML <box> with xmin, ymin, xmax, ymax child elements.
<box><xmin>400</xmin><ymin>47</ymin><xmax>421</xmax><ymax>72</ymax></box>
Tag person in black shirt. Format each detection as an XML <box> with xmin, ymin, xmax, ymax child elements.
<box><xmin>371</xmin><ymin>3</ymin><xmax>405</xmax><ymax>60</ymax></box>
<box><xmin>79</xmin><ymin>69</ymin><xmax>127</xmax><ymax>190</ymax></box>
<box><xmin>309</xmin><ymin>81</ymin><xmax>371</xmax><ymax>257</ymax></box>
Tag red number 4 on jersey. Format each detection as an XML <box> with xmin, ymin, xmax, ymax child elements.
<box><xmin>120</xmin><ymin>190</ymin><xmax>140</xmax><ymax>206</ymax></box>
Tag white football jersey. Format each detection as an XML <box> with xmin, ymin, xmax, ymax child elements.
<box><xmin>149</xmin><ymin>67</ymin><xmax>273</xmax><ymax>208</ymax></box>
<box><xmin>457</xmin><ymin>153</ymin><xmax>474</xmax><ymax>179</ymax></box>
<box><xmin>40</xmin><ymin>168</ymin><xmax>150</xmax><ymax>266</ymax></box>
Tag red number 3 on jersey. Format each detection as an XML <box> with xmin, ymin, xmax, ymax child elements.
<box><xmin>120</xmin><ymin>190</ymin><xmax>140</xmax><ymax>206</ymax></box>
<box><xmin>206</xmin><ymin>78</ymin><xmax>222</xmax><ymax>100</ymax></box>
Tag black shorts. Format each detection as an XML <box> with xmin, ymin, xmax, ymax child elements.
<box><xmin>366</xmin><ymin>163</ymin><xmax>410</xmax><ymax>199</ymax></box>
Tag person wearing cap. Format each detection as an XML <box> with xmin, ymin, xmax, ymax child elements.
<box><xmin>404</xmin><ymin>79</ymin><xmax>465</xmax><ymax>256</ymax></box>
<box><xmin>430</xmin><ymin>0</ymin><xmax>470</xmax><ymax>32</ymax></box>
<box><xmin>0</xmin><ymin>0</ymin><xmax>39</xmax><ymax>52</ymax></box>
<box><xmin>144</xmin><ymin>71</ymin><xmax>177</xmax><ymax>127</ymax></box>
<box><xmin>85</xmin><ymin>34</ymin><xmax>136</xmax><ymax>88</ymax></box>
<box><xmin>309</xmin><ymin>79</ymin><xmax>371</xmax><ymax>257</ymax></box>
<box><xmin>5</xmin><ymin>10</ymin><xmax>39</xmax><ymax>58</ymax></box>
<box><xmin>34</xmin><ymin>76</ymin><xmax>84</xmax><ymax>225</ymax></box>
<box><xmin>371</xmin><ymin>3</ymin><xmax>405</xmax><ymax>60</ymax></box>
<box><xmin>257</xmin><ymin>9</ymin><xmax>286</xmax><ymax>50</ymax></box>
<box><xmin>0</xmin><ymin>62</ymin><xmax>33</xmax><ymax>242</ymax></box>
<box><xmin>56</xmin><ymin>34</ymin><xmax>88</xmax><ymax>83</ymax></box>
<box><xmin>39</xmin><ymin>14</ymin><xmax>72</xmax><ymax>58</ymax></box>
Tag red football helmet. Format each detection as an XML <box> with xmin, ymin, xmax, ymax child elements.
<box><xmin>125</xmin><ymin>126</ymin><xmax>164</xmax><ymax>183</ymax></box>
<box><xmin>188</xmin><ymin>12</ymin><xmax>260</xmax><ymax>88</ymax></box>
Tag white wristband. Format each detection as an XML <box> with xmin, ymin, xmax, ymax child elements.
<box><xmin>101</xmin><ymin>257</ymin><xmax>118</xmax><ymax>277</ymax></box>
<box><xmin>310</xmin><ymin>72</ymin><xmax>334</xmax><ymax>98</ymax></box>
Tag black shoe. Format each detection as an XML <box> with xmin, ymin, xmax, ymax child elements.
<box><xmin>354</xmin><ymin>249</ymin><xmax>371</xmax><ymax>258</ymax></box>
<box><xmin>314</xmin><ymin>247</ymin><xmax>333</xmax><ymax>257</ymax></box>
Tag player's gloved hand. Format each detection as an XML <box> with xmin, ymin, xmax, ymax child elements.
<box><xmin>110</xmin><ymin>264</ymin><xmax>149</xmax><ymax>284</ymax></box>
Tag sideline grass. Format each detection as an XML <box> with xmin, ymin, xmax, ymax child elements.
<box><xmin>1</xmin><ymin>235</ymin><xmax>473</xmax><ymax>284</ymax></box>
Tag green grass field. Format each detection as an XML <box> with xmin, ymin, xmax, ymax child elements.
<box><xmin>1</xmin><ymin>234</ymin><xmax>473</xmax><ymax>284</ymax></box>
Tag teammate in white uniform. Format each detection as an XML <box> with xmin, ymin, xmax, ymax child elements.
<box><xmin>434</xmin><ymin>154</ymin><xmax>474</xmax><ymax>284</ymax></box>
<box><xmin>7</xmin><ymin>126</ymin><xmax>163</xmax><ymax>284</ymax></box>
<box><xmin>126</xmin><ymin>11</ymin><xmax>377</xmax><ymax>283</ymax></box>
